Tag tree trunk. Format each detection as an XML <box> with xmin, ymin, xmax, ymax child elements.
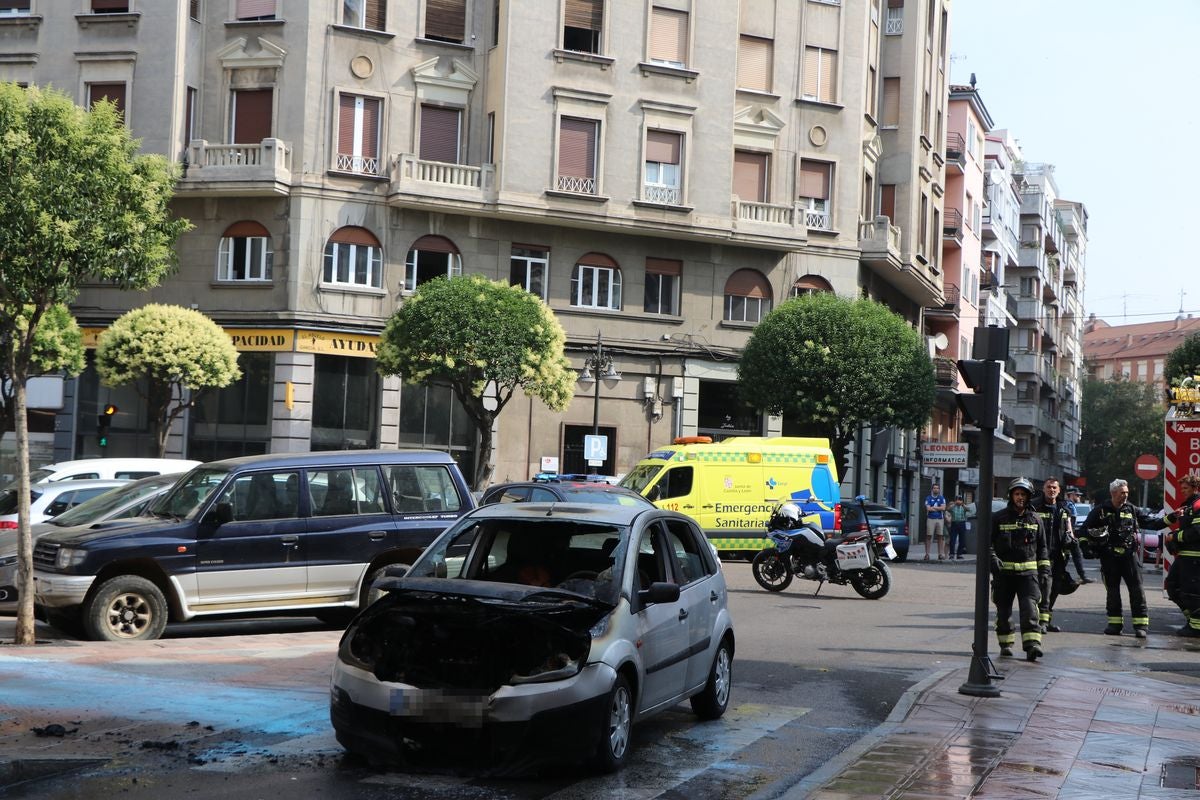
<box><xmin>149</xmin><ymin>380</ymin><xmax>171</xmax><ymax>458</ymax></box>
<box><xmin>472</xmin><ymin>413</ymin><xmax>496</xmax><ymax>491</ymax></box>
<box><xmin>14</xmin><ymin>373</ymin><xmax>35</xmax><ymax>645</ymax></box>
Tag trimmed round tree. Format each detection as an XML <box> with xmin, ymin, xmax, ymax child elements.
<box><xmin>96</xmin><ymin>305</ymin><xmax>242</xmax><ymax>457</ymax></box>
<box><xmin>376</xmin><ymin>275</ymin><xmax>575</xmax><ymax>489</ymax></box>
<box><xmin>738</xmin><ymin>292</ymin><xmax>935</xmax><ymax>478</ymax></box>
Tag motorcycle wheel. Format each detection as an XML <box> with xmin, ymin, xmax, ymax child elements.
<box><xmin>850</xmin><ymin>560</ymin><xmax>892</xmax><ymax>599</ymax></box>
<box><xmin>751</xmin><ymin>549</ymin><xmax>793</xmax><ymax>592</ymax></box>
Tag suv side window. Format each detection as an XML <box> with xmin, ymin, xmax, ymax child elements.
<box><xmin>309</xmin><ymin>468</ymin><xmax>384</xmax><ymax>516</ymax></box>
<box><xmin>217</xmin><ymin>471</ymin><xmax>301</xmax><ymax>521</ymax></box>
<box><xmin>385</xmin><ymin>465</ymin><xmax>463</xmax><ymax>514</ymax></box>
<box><xmin>662</xmin><ymin>520</ymin><xmax>713</xmax><ymax>585</ymax></box>
<box><xmin>116</xmin><ymin>471</ymin><xmax>158</xmax><ymax>480</ymax></box>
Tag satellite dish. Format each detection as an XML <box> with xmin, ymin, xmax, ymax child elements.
<box><xmin>933</xmin><ymin>333</ymin><xmax>949</xmax><ymax>352</ymax></box>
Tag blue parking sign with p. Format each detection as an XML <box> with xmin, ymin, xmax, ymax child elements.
<box><xmin>584</xmin><ymin>434</ymin><xmax>608</xmax><ymax>464</ymax></box>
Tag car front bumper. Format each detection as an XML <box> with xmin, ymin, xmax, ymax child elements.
<box><xmin>32</xmin><ymin>571</ymin><xmax>96</xmax><ymax>608</ymax></box>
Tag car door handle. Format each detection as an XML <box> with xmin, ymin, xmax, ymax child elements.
<box><xmin>368</xmin><ymin>530</ymin><xmax>387</xmax><ymax>541</ymax></box>
<box><xmin>280</xmin><ymin>535</ymin><xmax>299</xmax><ymax>547</ymax></box>
<box><xmin>710</xmin><ymin>590</ymin><xmax>719</xmax><ymax>603</ymax></box>
<box><xmin>678</xmin><ymin>608</ymin><xmax>688</xmax><ymax>620</ymax></box>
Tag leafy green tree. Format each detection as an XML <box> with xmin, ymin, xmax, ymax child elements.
<box><xmin>0</xmin><ymin>83</ymin><xmax>189</xmax><ymax>644</ymax></box>
<box><xmin>96</xmin><ymin>305</ymin><xmax>241</xmax><ymax>458</ymax></box>
<box><xmin>0</xmin><ymin>305</ymin><xmax>86</xmax><ymax>447</ymax></box>
<box><xmin>737</xmin><ymin>292</ymin><xmax>935</xmax><ymax>478</ymax></box>
<box><xmin>1165</xmin><ymin>331</ymin><xmax>1200</xmax><ymax>401</ymax></box>
<box><xmin>376</xmin><ymin>275</ymin><xmax>575</xmax><ymax>489</ymax></box>
<box><xmin>1079</xmin><ymin>377</ymin><xmax>1165</xmax><ymax>506</ymax></box>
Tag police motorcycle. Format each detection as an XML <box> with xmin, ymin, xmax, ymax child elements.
<box><xmin>751</xmin><ymin>496</ymin><xmax>896</xmax><ymax>599</ymax></box>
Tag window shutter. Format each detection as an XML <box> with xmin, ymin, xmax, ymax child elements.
<box><xmin>799</xmin><ymin>161</ymin><xmax>830</xmax><ymax>200</ymax></box>
<box><xmin>361</xmin><ymin>96</ymin><xmax>380</xmax><ymax>160</ymax></box>
<box><xmin>337</xmin><ymin>94</ymin><xmax>356</xmax><ymax>155</ymax></box>
<box><xmin>223</xmin><ymin>221</ymin><xmax>271</xmax><ymax>238</ymax></box>
<box><xmin>733</xmin><ymin>150</ymin><xmax>768</xmax><ymax>203</ymax></box>
<box><xmin>190</xmin><ymin>0</ymin><xmax>200</xmax><ymax>19</ymax></box>
<box><xmin>802</xmin><ymin>47</ymin><xmax>819</xmax><ymax>98</ymax></box>
<box><xmin>819</xmin><ymin>49</ymin><xmax>837</xmax><ymax>102</ymax></box>
<box><xmin>92</xmin><ymin>0</ymin><xmax>129</xmax><ymax>11</ymax></box>
<box><xmin>330</xmin><ymin>226</ymin><xmax>381</xmax><ymax>247</ymax></box>
<box><xmin>410</xmin><ymin>234</ymin><xmax>458</xmax><ymax>254</ymax></box>
<box><xmin>425</xmin><ymin>0</ymin><xmax>465</xmax><ymax>42</ymax></box>
<box><xmin>365</xmin><ymin>0</ymin><xmax>386</xmax><ymax>30</ymax></box>
<box><xmin>649</xmin><ymin>7</ymin><xmax>687</xmax><ymax>65</ymax></box>
<box><xmin>419</xmin><ymin>105</ymin><xmax>461</xmax><ymax>164</ymax></box>
<box><xmin>564</xmin><ymin>0</ymin><xmax>602</xmax><ymax>31</ymax></box>
<box><xmin>881</xmin><ymin>184</ymin><xmax>896</xmax><ymax>219</ymax></box>
<box><xmin>882</xmin><ymin>77</ymin><xmax>900</xmax><ymax>125</ymax></box>
<box><xmin>738</xmin><ymin>0</ymin><xmax>775</xmax><ymax>38</ymax></box>
<box><xmin>725</xmin><ymin>269</ymin><xmax>770</xmax><ymax>299</ymax></box>
<box><xmin>645</xmin><ymin>130</ymin><xmax>680</xmax><ymax>165</ymax></box>
<box><xmin>558</xmin><ymin>117</ymin><xmax>597</xmax><ymax>179</ymax></box>
<box><xmin>232</xmin><ymin>88</ymin><xmax>272</xmax><ymax>143</ymax></box>
<box><xmin>88</xmin><ymin>83</ymin><xmax>126</xmax><ymax>117</ymax></box>
<box><xmin>646</xmin><ymin>257</ymin><xmax>682</xmax><ymax>276</ymax></box>
<box><xmin>236</xmin><ymin>0</ymin><xmax>275</xmax><ymax>19</ymax></box>
<box><xmin>737</xmin><ymin>35</ymin><xmax>771</xmax><ymax>92</ymax></box>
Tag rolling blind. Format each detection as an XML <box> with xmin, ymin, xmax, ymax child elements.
<box><xmin>419</xmin><ymin>105</ymin><xmax>461</xmax><ymax>164</ymax></box>
<box><xmin>425</xmin><ymin>0</ymin><xmax>465</xmax><ymax>42</ymax></box>
<box><xmin>733</xmin><ymin>150</ymin><xmax>768</xmax><ymax>203</ymax></box>
<box><xmin>645</xmin><ymin>130</ymin><xmax>681</xmax><ymax>164</ymax></box>
<box><xmin>737</xmin><ymin>35</ymin><xmax>772</xmax><ymax>92</ymax></box>
<box><xmin>558</xmin><ymin>117</ymin><xmax>597</xmax><ymax>179</ymax></box>
<box><xmin>798</xmin><ymin>161</ymin><xmax>830</xmax><ymax>200</ymax></box>
<box><xmin>648</xmin><ymin>7</ymin><xmax>687</xmax><ymax>64</ymax></box>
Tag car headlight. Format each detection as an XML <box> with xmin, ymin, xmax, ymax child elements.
<box><xmin>55</xmin><ymin>547</ymin><xmax>88</xmax><ymax>570</ymax></box>
<box><xmin>0</xmin><ymin>554</ymin><xmax>16</xmax><ymax>568</ymax></box>
<box><xmin>510</xmin><ymin>653</ymin><xmax>583</xmax><ymax>685</ymax></box>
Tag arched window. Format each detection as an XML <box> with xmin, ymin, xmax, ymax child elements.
<box><xmin>323</xmin><ymin>226</ymin><xmax>383</xmax><ymax>289</ymax></box>
<box><xmin>404</xmin><ymin>235</ymin><xmax>462</xmax><ymax>292</ymax></box>
<box><xmin>723</xmin><ymin>269</ymin><xmax>772</xmax><ymax>323</ymax></box>
<box><xmin>217</xmin><ymin>221</ymin><xmax>273</xmax><ymax>282</ymax></box>
<box><xmin>790</xmin><ymin>274</ymin><xmax>833</xmax><ymax>298</ymax></box>
<box><xmin>570</xmin><ymin>252</ymin><xmax>621</xmax><ymax>310</ymax></box>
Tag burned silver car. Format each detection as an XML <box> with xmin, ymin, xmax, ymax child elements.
<box><xmin>329</xmin><ymin>502</ymin><xmax>734</xmax><ymax>771</ymax></box>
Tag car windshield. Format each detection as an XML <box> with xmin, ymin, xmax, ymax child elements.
<box><xmin>156</xmin><ymin>468</ymin><xmax>229</xmax><ymax>520</ymax></box>
<box><xmin>559</xmin><ymin>487</ymin><xmax>646</xmax><ymax>506</ymax></box>
<box><xmin>618</xmin><ymin>464</ymin><xmax>663</xmax><ymax>495</ymax></box>
<box><xmin>1075</xmin><ymin>503</ymin><xmax>1092</xmax><ymax>518</ymax></box>
<box><xmin>47</xmin><ymin>478</ymin><xmax>172</xmax><ymax>527</ymax></box>
<box><xmin>410</xmin><ymin>517</ymin><xmax>630</xmax><ymax>605</ymax></box>
<box><xmin>0</xmin><ymin>488</ymin><xmax>44</xmax><ymax>515</ymax></box>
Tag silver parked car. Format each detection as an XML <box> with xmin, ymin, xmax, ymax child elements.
<box><xmin>329</xmin><ymin>502</ymin><xmax>735</xmax><ymax>772</ymax></box>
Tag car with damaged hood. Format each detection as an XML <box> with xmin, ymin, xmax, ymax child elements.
<box><xmin>329</xmin><ymin>502</ymin><xmax>735</xmax><ymax>772</ymax></box>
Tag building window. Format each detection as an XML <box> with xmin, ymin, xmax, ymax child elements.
<box><xmin>880</xmin><ymin>183</ymin><xmax>896</xmax><ymax>220</ymax></box>
<box><xmin>486</xmin><ymin>111</ymin><xmax>495</xmax><ymax>163</ymax></box>
<box><xmin>737</xmin><ymin>35</ymin><xmax>772</xmax><ymax>92</ymax></box>
<box><xmin>91</xmin><ymin>0</ymin><xmax>130</xmax><ymax>12</ymax></box>
<box><xmin>0</xmin><ymin>0</ymin><xmax>31</xmax><ymax>13</ymax></box>
<box><xmin>557</xmin><ymin>116</ymin><xmax>599</xmax><ymax>194</ymax></box>
<box><xmin>733</xmin><ymin>150</ymin><xmax>769</xmax><ymax>203</ymax></box>
<box><xmin>235</xmin><ymin>0</ymin><xmax>275</xmax><ymax>20</ymax></box>
<box><xmin>187</xmin><ymin>351</ymin><xmax>272</xmax><ymax>462</ymax></box>
<box><xmin>323</xmin><ymin>226</ymin><xmax>383</xmax><ymax>289</ymax></box>
<box><xmin>190</xmin><ymin>0</ymin><xmax>200</xmax><ymax>20</ymax></box>
<box><xmin>643</xmin><ymin>129</ymin><xmax>682</xmax><ymax>205</ymax></box>
<box><xmin>862</xmin><ymin>172</ymin><xmax>874</xmax><ymax>220</ymax></box>
<box><xmin>648</xmin><ymin>6</ymin><xmax>688</xmax><ymax>67</ymax></box>
<box><xmin>419</xmin><ymin>104</ymin><xmax>461</xmax><ymax>164</ymax></box>
<box><xmin>311</xmin><ymin>354</ymin><xmax>380</xmax><ymax>451</ymax></box>
<box><xmin>184</xmin><ymin>86</ymin><xmax>197</xmax><ymax>149</ymax></box>
<box><xmin>87</xmin><ymin>82</ymin><xmax>126</xmax><ymax>121</ymax></box>
<box><xmin>570</xmin><ymin>253</ymin><xmax>621</xmax><ymax>310</ymax></box>
<box><xmin>404</xmin><ymin>235</ymin><xmax>462</xmax><ymax>292</ymax></box>
<box><xmin>791</xmin><ymin>274</ymin><xmax>833</xmax><ymax>297</ymax></box>
<box><xmin>798</xmin><ymin>160</ymin><xmax>832</xmax><ymax>229</ymax></box>
<box><xmin>342</xmin><ymin>0</ymin><xmax>385</xmax><ymax>31</ymax></box>
<box><xmin>644</xmin><ymin>258</ymin><xmax>680</xmax><ymax>315</ymax></box>
<box><xmin>510</xmin><ymin>246</ymin><xmax>549</xmax><ymax>300</ymax></box>
<box><xmin>802</xmin><ymin>47</ymin><xmax>837</xmax><ymax>103</ymax></box>
<box><xmin>335</xmin><ymin>94</ymin><xmax>381</xmax><ymax>174</ymax></box>
<box><xmin>964</xmin><ymin>192</ymin><xmax>974</xmax><ymax>230</ymax></box>
<box><xmin>881</xmin><ymin>77</ymin><xmax>899</xmax><ymax>127</ymax></box>
<box><xmin>724</xmin><ymin>269</ymin><xmax>772</xmax><ymax>323</ymax></box>
<box><xmin>398</xmin><ymin>381</ymin><xmax>477</xmax><ymax>480</ymax></box>
<box><xmin>918</xmin><ymin>192</ymin><xmax>929</xmax><ymax>258</ymax></box>
<box><xmin>230</xmin><ymin>87</ymin><xmax>272</xmax><ymax>143</ymax></box>
<box><xmin>424</xmin><ymin>0</ymin><xmax>465</xmax><ymax>43</ymax></box>
<box><xmin>885</xmin><ymin>0</ymin><xmax>903</xmax><ymax>33</ymax></box>
<box><xmin>563</xmin><ymin>0</ymin><xmax>602</xmax><ymax>53</ymax></box>
<box><xmin>217</xmin><ymin>221</ymin><xmax>272</xmax><ymax>281</ymax></box>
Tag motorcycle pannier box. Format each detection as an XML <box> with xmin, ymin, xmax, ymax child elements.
<box><xmin>834</xmin><ymin>541</ymin><xmax>871</xmax><ymax>571</ymax></box>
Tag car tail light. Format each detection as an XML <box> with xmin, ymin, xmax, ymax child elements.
<box><xmin>833</xmin><ymin>503</ymin><xmax>842</xmax><ymax>532</ymax></box>
<box><xmin>0</xmin><ymin>521</ymin><xmax>16</xmax><ymax>529</ymax></box>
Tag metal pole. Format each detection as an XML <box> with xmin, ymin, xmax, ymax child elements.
<box><xmin>590</xmin><ymin>332</ymin><xmax>601</xmax><ymax>474</ymax></box>
<box><xmin>959</xmin><ymin>425</ymin><xmax>1000</xmax><ymax>696</ymax></box>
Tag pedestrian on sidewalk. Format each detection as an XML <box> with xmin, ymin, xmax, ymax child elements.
<box><xmin>924</xmin><ymin>483</ymin><xmax>947</xmax><ymax>561</ymax></box>
<box><xmin>990</xmin><ymin>477</ymin><xmax>1048</xmax><ymax>661</ymax></box>
<box><xmin>1064</xmin><ymin>487</ymin><xmax>1092</xmax><ymax>584</ymax></box>
<box><xmin>1164</xmin><ymin>473</ymin><xmax>1200</xmax><ymax>637</ymax></box>
<box><xmin>1032</xmin><ymin>477</ymin><xmax>1077</xmax><ymax>632</ymax></box>
<box><xmin>947</xmin><ymin>496</ymin><xmax>969</xmax><ymax>559</ymax></box>
<box><xmin>1084</xmin><ymin>478</ymin><xmax>1170</xmax><ymax>638</ymax></box>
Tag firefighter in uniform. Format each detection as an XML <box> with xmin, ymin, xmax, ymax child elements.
<box><xmin>1031</xmin><ymin>477</ymin><xmax>1078</xmax><ymax>633</ymax></box>
<box><xmin>1084</xmin><ymin>478</ymin><xmax>1170</xmax><ymax>638</ymax></box>
<box><xmin>990</xmin><ymin>477</ymin><xmax>1049</xmax><ymax>661</ymax></box>
<box><xmin>1164</xmin><ymin>473</ymin><xmax>1200</xmax><ymax>637</ymax></box>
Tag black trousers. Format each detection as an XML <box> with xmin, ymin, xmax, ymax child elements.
<box><xmin>1166</xmin><ymin>555</ymin><xmax>1200</xmax><ymax>625</ymax></box>
<box><xmin>1038</xmin><ymin>554</ymin><xmax>1068</xmax><ymax>623</ymax></box>
<box><xmin>1069</xmin><ymin>539</ymin><xmax>1088</xmax><ymax>579</ymax></box>
<box><xmin>994</xmin><ymin>572</ymin><xmax>1042</xmax><ymax>651</ymax></box>
<box><xmin>1099</xmin><ymin>549</ymin><xmax>1148</xmax><ymax>628</ymax></box>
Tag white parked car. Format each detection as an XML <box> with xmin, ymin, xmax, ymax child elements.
<box><xmin>0</xmin><ymin>479</ymin><xmax>130</xmax><ymax>529</ymax></box>
<box><xmin>12</xmin><ymin>458</ymin><xmax>199</xmax><ymax>487</ymax></box>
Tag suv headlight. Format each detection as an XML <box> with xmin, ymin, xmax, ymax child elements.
<box><xmin>55</xmin><ymin>547</ymin><xmax>88</xmax><ymax>570</ymax></box>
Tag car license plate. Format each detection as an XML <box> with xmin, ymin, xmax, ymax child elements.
<box><xmin>389</xmin><ymin>689</ymin><xmax>487</xmax><ymax>727</ymax></box>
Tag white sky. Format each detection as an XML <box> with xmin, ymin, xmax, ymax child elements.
<box><xmin>948</xmin><ymin>0</ymin><xmax>1199</xmax><ymax>325</ymax></box>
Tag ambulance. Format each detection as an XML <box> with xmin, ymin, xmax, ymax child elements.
<box><xmin>618</xmin><ymin>436</ymin><xmax>841</xmax><ymax>557</ymax></box>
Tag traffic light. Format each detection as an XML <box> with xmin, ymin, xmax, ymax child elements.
<box><xmin>97</xmin><ymin>404</ymin><xmax>118</xmax><ymax>447</ymax></box>
<box><xmin>956</xmin><ymin>361</ymin><xmax>1001</xmax><ymax>429</ymax></box>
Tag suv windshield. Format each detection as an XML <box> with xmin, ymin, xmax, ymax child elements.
<box><xmin>158</xmin><ymin>468</ymin><xmax>229</xmax><ymax>519</ymax></box>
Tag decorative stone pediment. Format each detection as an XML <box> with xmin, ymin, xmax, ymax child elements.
<box><xmin>863</xmin><ymin>133</ymin><xmax>883</xmax><ymax>162</ymax></box>
<box><xmin>412</xmin><ymin>56</ymin><xmax>478</xmax><ymax>92</ymax></box>
<box><xmin>733</xmin><ymin>104</ymin><xmax>785</xmax><ymax>150</ymax></box>
<box><xmin>218</xmin><ymin>37</ymin><xmax>286</xmax><ymax>70</ymax></box>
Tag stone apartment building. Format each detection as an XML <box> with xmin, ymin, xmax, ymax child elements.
<box><xmin>0</xmin><ymin>0</ymin><xmax>952</xmax><ymax>495</ymax></box>
<box><xmin>1083</xmin><ymin>315</ymin><xmax>1200</xmax><ymax>398</ymax></box>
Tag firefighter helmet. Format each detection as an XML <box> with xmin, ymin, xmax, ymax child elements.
<box><xmin>1008</xmin><ymin>477</ymin><xmax>1034</xmax><ymax>497</ymax></box>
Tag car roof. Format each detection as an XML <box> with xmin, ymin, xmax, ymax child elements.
<box><xmin>483</xmin><ymin>481</ymin><xmax>654</xmax><ymax>505</ymax></box>
<box><xmin>36</xmin><ymin>458</ymin><xmax>199</xmax><ymax>471</ymax></box>
<box><xmin>466</xmin><ymin>501</ymin><xmax>664</xmax><ymax>526</ymax></box>
<box><xmin>33</xmin><ymin>478</ymin><xmax>128</xmax><ymax>493</ymax></box>
<box><xmin>196</xmin><ymin>449</ymin><xmax>458</xmax><ymax>472</ymax></box>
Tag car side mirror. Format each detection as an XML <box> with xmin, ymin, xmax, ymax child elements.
<box><xmin>646</xmin><ymin>485</ymin><xmax>661</xmax><ymax>502</ymax></box>
<box><xmin>384</xmin><ymin>564</ymin><xmax>410</xmax><ymax>579</ymax></box>
<box><xmin>204</xmin><ymin>501</ymin><xmax>234</xmax><ymax>526</ymax></box>
<box><xmin>639</xmin><ymin>581</ymin><xmax>680</xmax><ymax>605</ymax></box>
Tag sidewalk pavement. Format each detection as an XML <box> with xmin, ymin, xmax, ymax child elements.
<box><xmin>788</xmin><ymin>651</ymin><xmax>1200</xmax><ymax>799</ymax></box>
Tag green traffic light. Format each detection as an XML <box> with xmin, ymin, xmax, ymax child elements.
<box><xmin>98</xmin><ymin>436</ymin><xmax>108</xmax><ymax>447</ymax></box>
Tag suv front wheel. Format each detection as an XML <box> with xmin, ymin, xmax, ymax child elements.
<box><xmin>83</xmin><ymin>575</ymin><xmax>169</xmax><ymax>641</ymax></box>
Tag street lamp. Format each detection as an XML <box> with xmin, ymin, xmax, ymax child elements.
<box><xmin>577</xmin><ymin>331</ymin><xmax>621</xmax><ymax>473</ymax></box>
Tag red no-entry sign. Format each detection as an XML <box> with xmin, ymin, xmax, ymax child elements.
<box><xmin>1134</xmin><ymin>453</ymin><xmax>1162</xmax><ymax>480</ymax></box>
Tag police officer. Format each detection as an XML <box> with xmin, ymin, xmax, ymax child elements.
<box><xmin>1084</xmin><ymin>478</ymin><xmax>1170</xmax><ymax>638</ymax></box>
<box><xmin>1032</xmin><ymin>477</ymin><xmax>1075</xmax><ymax>632</ymax></box>
<box><xmin>1164</xmin><ymin>473</ymin><xmax>1200</xmax><ymax>637</ymax></box>
<box><xmin>991</xmin><ymin>477</ymin><xmax>1049</xmax><ymax>661</ymax></box>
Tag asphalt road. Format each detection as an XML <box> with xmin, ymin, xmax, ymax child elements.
<box><xmin>0</xmin><ymin>555</ymin><xmax>1190</xmax><ymax>799</ymax></box>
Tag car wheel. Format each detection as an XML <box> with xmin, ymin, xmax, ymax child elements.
<box><xmin>83</xmin><ymin>576</ymin><xmax>168</xmax><ymax>641</ymax></box>
<box><xmin>593</xmin><ymin>674</ymin><xmax>633</xmax><ymax>772</ymax></box>
<box><xmin>359</xmin><ymin>564</ymin><xmax>403</xmax><ymax>609</ymax></box>
<box><xmin>690</xmin><ymin>637</ymin><xmax>733</xmax><ymax>720</ymax></box>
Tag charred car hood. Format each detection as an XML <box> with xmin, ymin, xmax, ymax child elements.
<box><xmin>344</xmin><ymin>578</ymin><xmax>613</xmax><ymax>694</ymax></box>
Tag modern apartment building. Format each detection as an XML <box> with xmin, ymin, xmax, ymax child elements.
<box><xmin>0</xmin><ymin>0</ymin><xmax>951</xmax><ymax>495</ymax></box>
